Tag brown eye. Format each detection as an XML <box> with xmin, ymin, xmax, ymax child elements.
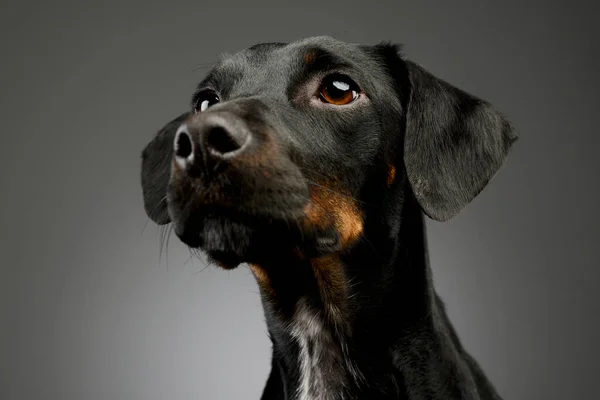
<box><xmin>318</xmin><ymin>75</ymin><xmax>360</xmax><ymax>105</ymax></box>
<box><xmin>193</xmin><ymin>91</ymin><xmax>220</xmax><ymax>113</ymax></box>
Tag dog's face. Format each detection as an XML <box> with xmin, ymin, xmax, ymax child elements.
<box><xmin>141</xmin><ymin>36</ymin><xmax>516</xmax><ymax>268</ymax></box>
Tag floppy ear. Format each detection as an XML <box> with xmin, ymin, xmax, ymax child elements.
<box><xmin>141</xmin><ymin>112</ymin><xmax>191</xmax><ymax>224</ymax></box>
<box><xmin>403</xmin><ymin>59</ymin><xmax>518</xmax><ymax>222</ymax></box>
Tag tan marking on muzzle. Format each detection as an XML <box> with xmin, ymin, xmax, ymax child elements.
<box><xmin>303</xmin><ymin>184</ymin><xmax>364</xmax><ymax>249</ymax></box>
<box><xmin>387</xmin><ymin>165</ymin><xmax>396</xmax><ymax>187</ymax></box>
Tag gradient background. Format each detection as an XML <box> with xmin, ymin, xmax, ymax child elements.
<box><xmin>1</xmin><ymin>1</ymin><xmax>598</xmax><ymax>399</ymax></box>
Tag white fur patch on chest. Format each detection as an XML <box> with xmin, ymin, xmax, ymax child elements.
<box><xmin>289</xmin><ymin>302</ymin><xmax>349</xmax><ymax>400</ymax></box>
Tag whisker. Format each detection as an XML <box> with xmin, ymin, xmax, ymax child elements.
<box><xmin>164</xmin><ymin>224</ymin><xmax>175</xmax><ymax>271</ymax></box>
<box><xmin>140</xmin><ymin>195</ymin><xmax>167</xmax><ymax>236</ymax></box>
<box><xmin>140</xmin><ymin>218</ymin><xmax>151</xmax><ymax>236</ymax></box>
<box><xmin>194</xmin><ymin>258</ymin><xmax>212</xmax><ymax>275</ymax></box>
<box><xmin>158</xmin><ymin>225</ymin><xmax>168</xmax><ymax>267</ymax></box>
<box><xmin>183</xmin><ymin>248</ymin><xmax>195</xmax><ymax>266</ymax></box>
<box><xmin>153</xmin><ymin>195</ymin><xmax>168</xmax><ymax>213</ymax></box>
<box><xmin>360</xmin><ymin>233</ymin><xmax>379</xmax><ymax>258</ymax></box>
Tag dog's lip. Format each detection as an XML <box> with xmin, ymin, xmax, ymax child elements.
<box><xmin>172</xmin><ymin>206</ymin><xmax>296</xmax><ymax>247</ymax></box>
<box><xmin>173</xmin><ymin>223</ymin><xmax>203</xmax><ymax>247</ymax></box>
<box><xmin>172</xmin><ymin>206</ymin><xmax>342</xmax><ymax>262</ymax></box>
<box><xmin>207</xmin><ymin>250</ymin><xmax>244</xmax><ymax>269</ymax></box>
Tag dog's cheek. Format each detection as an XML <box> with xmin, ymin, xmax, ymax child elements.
<box><xmin>303</xmin><ymin>184</ymin><xmax>364</xmax><ymax>250</ymax></box>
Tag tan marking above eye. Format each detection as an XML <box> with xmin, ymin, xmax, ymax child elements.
<box><xmin>304</xmin><ymin>51</ymin><xmax>317</xmax><ymax>65</ymax></box>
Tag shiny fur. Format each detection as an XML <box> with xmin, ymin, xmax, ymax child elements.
<box><xmin>140</xmin><ymin>36</ymin><xmax>517</xmax><ymax>399</ymax></box>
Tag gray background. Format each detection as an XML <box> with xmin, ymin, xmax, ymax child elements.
<box><xmin>1</xmin><ymin>1</ymin><xmax>598</xmax><ymax>399</ymax></box>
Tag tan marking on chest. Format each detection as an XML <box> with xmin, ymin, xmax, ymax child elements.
<box><xmin>249</xmin><ymin>263</ymin><xmax>273</xmax><ymax>294</ymax></box>
<box><xmin>311</xmin><ymin>254</ymin><xmax>350</xmax><ymax>323</ymax></box>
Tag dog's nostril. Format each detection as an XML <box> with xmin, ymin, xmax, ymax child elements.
<box><xmin>175</xmin><ymin>128</ymin><xmax>193</xmax><ymax>159</ymax></box>
<box><xmin>205</xmin><ymin>126</ymin><xmax>248</xmax><ymax>157</ymax></box>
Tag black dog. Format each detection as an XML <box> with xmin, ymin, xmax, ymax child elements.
<box><xmin>141</xmin><ymin>36</ymin><xmax>517</xmax><ymax>400</ymax></box>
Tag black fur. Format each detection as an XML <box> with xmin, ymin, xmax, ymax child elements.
<box><xmin>140</xmin><ymin>36</ymin><xmax>517</xmax><ymax>399</ymax></box>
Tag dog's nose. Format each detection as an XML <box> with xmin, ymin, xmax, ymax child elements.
<box><xmin>174</xmin><ymin>113</ymin><xmax>251</xmax><ymax>168</ymax></box>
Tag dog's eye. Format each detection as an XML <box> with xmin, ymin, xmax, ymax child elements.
<box><xmin>193</xmin><ymin>91</ymin><xmax>220</xmax><ymax>113</ymax></box>
<box><xmin>318</xmin><ymin>75</ymin><xmax>360</xmax><ymax>105</ymax></box>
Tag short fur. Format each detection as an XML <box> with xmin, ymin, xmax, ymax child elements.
<box><xmin>140</xmin><ymin>36</ymin><xmax>517</xmax><ymax>399</ymax></box>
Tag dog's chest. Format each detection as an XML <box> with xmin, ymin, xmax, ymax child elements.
<box><xmin>289</xmin><ymin>305</ymin><xmax>352</xmax><ymax>400</ymax></box>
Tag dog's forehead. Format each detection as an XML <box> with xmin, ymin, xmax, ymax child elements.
<box><xmin>202</xmin><ymin>36</ymin><xmax>381</xmax><ymax>96</ymax></box>
<box><xmin>228</xmin><ymin>36</ymin><xmax>366</xmax><ymax>70</ymax></box>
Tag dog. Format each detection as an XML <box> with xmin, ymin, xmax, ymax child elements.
<box><xmin>140</xmin><ymin>36</ymin><xmax>517</xmax><ymax>400</ymax></box>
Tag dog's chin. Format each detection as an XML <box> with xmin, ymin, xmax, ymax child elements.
<box><xmin>173</xmin><ymin>212</ymin><xmax>342</xmax><ymax>269</ymax></box>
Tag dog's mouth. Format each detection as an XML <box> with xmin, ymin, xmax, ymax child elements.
<box><xmin>170</xmin><ymin>204</ymin><xmax>342</xmax><ymax>268</ymax></box>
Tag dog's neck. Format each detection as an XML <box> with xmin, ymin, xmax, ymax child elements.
<box><xmin>250</xmin><ymin>191</ymin><xmax>485</xmax><ymax>400</ymax></box>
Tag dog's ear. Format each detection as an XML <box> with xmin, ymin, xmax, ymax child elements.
<box><xmin>141</xmin><ymin>112</ymin><xmax>191</xmax><ymax>225</ymax></box>
<box><xmin>402</xmin><ymin>59</ymin><xmax>518</xmax><ymax>222</ymax></box>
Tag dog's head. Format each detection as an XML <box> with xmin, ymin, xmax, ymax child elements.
<box><xmin>141</xmin><ymin>36</ymin><xmax>517</xmax><ymax>268</ymax></box>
